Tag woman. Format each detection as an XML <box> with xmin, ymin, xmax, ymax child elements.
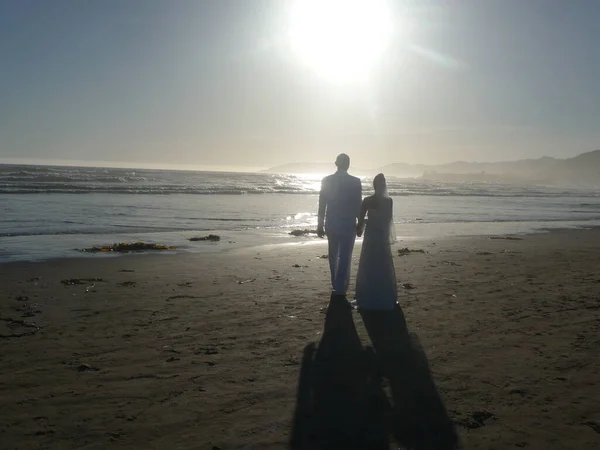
<box><xmin>355</xmin><ymin>173</ymin><xmax>398</xmax><ymax>310</ymax></box>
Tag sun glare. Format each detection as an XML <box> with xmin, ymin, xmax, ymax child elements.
<box><xmin>288</xmin><ymin>0</ymin><xmax>393</xmax><ymax>83</ymax></box>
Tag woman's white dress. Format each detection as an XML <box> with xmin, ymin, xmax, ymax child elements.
<box><xmin>355</xmin><ymin>198</ymin><xmax>398</xmax><ymax>310</ymax></box>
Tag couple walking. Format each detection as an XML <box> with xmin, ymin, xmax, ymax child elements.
<box><xmin>317</xmin><ymin>153</ymin><xmax>397</xmax><ymax>310</ymax></box>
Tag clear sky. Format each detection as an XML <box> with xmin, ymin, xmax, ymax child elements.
<box><xmin>1</xmin><ymin>0</ymin><xmax>599</xmax><ymax>170</ymax></box>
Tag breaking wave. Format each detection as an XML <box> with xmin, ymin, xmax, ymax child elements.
<box><xmin>1</xmin><ymin>164</ymin><xmax>598</xmax><ymax>197</ymax></box>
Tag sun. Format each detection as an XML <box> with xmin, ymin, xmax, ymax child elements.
<box><xmin>288</xmin><ymin>0</ymin><xmax>393</xmax><ymax>83</ymax></box>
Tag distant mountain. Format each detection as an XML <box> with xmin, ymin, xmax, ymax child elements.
<box><xmin>383</xmin><ymin>150</ymin><xmax>600</xmax><ymax>185</ymax></box>
<box><xmin>380</xmin><ymin>156</ymin><xmax>563</xmax><ymax>178</ymax></box>
<box><xmin>264</xmin><ymin>150</ymin><xmax>600</xmax><ymax>186</ymax></box>
<box><xmin>542</xmin><ymin>149</ymin><xmax>600</xmax><ymax>184</ymax></box>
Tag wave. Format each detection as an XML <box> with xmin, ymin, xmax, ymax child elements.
<box><xmin>0</xmin><ymin>226</ymin><xmax>215</xmax><ymax>238</ymax></box>
<box><xmin>0</xmin><ymin>185</ymin><xmax>313</xmax><ymax>195</ymax></box>
<box><xmin>1</xmin><ymin>164</ymin><xmax>599</xmax><ymax>197</ymax></box>
<box><xmin>1</xmin><ymin>175</ymin><xmax>149</xmax><ymax>183</ymax></box>
<box><xmin>2</xmin><ymin>185</ymin><xmax>598</xmax><ymax>197</ymax></box>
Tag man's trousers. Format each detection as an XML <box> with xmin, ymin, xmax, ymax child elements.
<box><xmin>326</xmin><ymin>231</ymin><xmax>356</xmax><ymax>295</ymax></box>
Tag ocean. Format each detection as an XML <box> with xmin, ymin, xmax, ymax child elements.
<box><xmin>1</xmin><ymin>164</ymin><xmax>600</xmax><ymax>262</ymax></box>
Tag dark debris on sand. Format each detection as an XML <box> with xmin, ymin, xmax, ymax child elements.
<box><xmin>289</xmin><ymin>229</ymin><xmax>319</xmax><ymax>237</ymax></box>
<box><xmin>78</xmin><ymin>242</ymin><xmax>175</xmax><ymax>253</ymax></box>
<box><xmin>398</xmin><ymin>248</ymin><xmax>426</xmax><ymax>256</ymax></box>
<box><xmin>489</xmin><ymin>236</ymin><xmax>524</xmax><ymax>240</ymax></box>
<box><xmin>584</xmin><ymin>421</ymin><xmax>600</xmax><ymax>434</ymax></box>
<box><xmin>456</xmin><ymin>411</ymin><xmax>496</xmax><ymax>429</ymax></box>
<box><xmin>0</xmin><ymin>317</ymin><xmax>41</xmax><ymax>338</ymax></box>
<box><xmin>61</xmin><ymin>278</ymin><xmax>105</xmax><ymax>285</ymax></box>
<box><xmin>189</xmin><ymin>235</ymin><xmax>220</xmax><ymax>242</ymax></box>
<box><xmin>77</xmin><ymin>363</ymin><xmax>99</xmax><ymax>372</ymax></box>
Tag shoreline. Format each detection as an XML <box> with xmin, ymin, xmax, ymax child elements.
<box><xmin>1</xmin><ymin>227</ymin><xmax>599</xmax><ymax>448</ymax></box>
<box><xmin>3</xmin><ymin>220</ymin><xmax>600</xmax><ymax>265</ymax></box>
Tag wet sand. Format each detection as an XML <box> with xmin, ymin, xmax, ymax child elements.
<box><xmin>1</xmin><ymin>228</ymin><xmax>599</xmax><ymax>449</ymax></box>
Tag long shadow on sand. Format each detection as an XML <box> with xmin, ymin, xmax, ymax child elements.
<box><xmin>290</xmin><ymin>294</ymin><xmax>458</xmax><ymax>450</ymax></box>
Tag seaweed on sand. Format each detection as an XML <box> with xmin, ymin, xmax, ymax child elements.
<box><xmin>77</xmin><ymin>242</ymin><xmax>175</xmax><ymax>253</ymax></box>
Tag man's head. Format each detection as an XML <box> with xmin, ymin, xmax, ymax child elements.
<box><xmin>335</xmin><ymin>153</ymin><xmax>350</xmax><ymax>172</ymax></box>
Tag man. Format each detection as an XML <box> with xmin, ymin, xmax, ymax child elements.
<box><xmin>317</xmin><ymin>153</ymin><xmax>363</xmax><ymax>296</ymax></box>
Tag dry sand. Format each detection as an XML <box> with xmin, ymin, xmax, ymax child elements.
<box><xmin>1</xmin><ymin>228</ymin><xmax>599</xmax><ymax>449</ymax></box>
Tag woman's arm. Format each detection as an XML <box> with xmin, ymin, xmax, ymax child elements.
<box><xmin>389</xmin><ymin>197</ymin><xmax>397</xmax><ymax>244</ymax></box>
<box><xmin>317</xmin><ymin>177</ymin><xmax>327</xmax><ymax>238</ymax></box>
<box><xmin>356</xmin><ymin>198</ymin><xmax>369</xmax><ymax>237</ymax></box>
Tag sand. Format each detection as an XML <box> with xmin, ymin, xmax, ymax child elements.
<box><xmin>1</xmin><ymin>228</ymin><xmax>599</xmax><ymax>449</ymax></box>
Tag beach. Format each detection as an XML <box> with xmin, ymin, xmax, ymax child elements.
<box><xmin>1</xmin><ymin>228</ymin><xmax>599</xmax><ymax>449</ymax></box>
<box><xmin>4</xmin><ymin>0</ymin><xmax>600</xmax><ymax>447</ymax></box>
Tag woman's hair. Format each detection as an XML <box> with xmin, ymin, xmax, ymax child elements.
<box><xmin>373</xmin><ymin>173</ymin><xmax>387</xmax><ymax>196</ymax></box>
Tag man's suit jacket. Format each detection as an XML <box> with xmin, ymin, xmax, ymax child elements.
<box><xmin>318</xmin><ymin>171</ymin><xmax>362</xmax><ymax>235</ymax></box>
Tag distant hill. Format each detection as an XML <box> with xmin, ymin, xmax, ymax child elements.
<box><xmin>380</xmin><ymin>156</ymin><xmax>563</xmax><ymax>178</ymax></box>
<box><xmin>265</xmin><ymin>150</ymin><xmax>600</xmax><ymax>186</ymax></box>
<box><xmin>411</xmin><ymin>150</ymin><xmax>600</xmax><ymax>185</ymax></box>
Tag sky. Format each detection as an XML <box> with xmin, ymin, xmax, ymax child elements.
<box><xmin>1</xmin><ymin>0</ymin><xmax>600</xmax><ymax>171</ymax></box>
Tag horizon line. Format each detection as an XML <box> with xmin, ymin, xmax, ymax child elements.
<box><xmin>1</xmin><ymin>149</ymin><xmax>597</xmax><ymax>174</ymax></box>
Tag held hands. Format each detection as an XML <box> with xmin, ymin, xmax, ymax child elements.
<box><xmin>317</xmin><ymin>226</ymin><xmax>325</xmax><ymax>238</ymax></box>
<box><xmin>356</xmin><ymin>223</ymin><xmax>364</xmax><ymax>237</ymax></box>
